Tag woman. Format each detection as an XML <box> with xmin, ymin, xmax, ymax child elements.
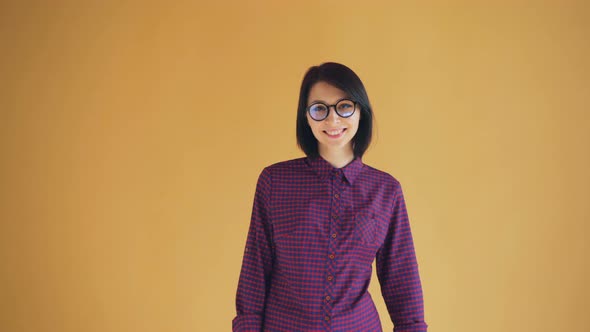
<box><xmin>233</xmin><ymin>62</ymin><xmax>428</xmax><ymax>331</ymax></box>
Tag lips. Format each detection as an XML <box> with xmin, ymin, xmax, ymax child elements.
<box><xmin>324</xmin><ymin>128</ymin><xmax>346</xmax><ymax>137</ymax></box>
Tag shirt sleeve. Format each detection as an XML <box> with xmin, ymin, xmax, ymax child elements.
<box><xmin>375</xmin><ymin>180</ymin><xmax>428</xmax><ymax>332</ymax></box>
<box><xmin>232</xmin><ymin>167</ymin><xmax>274</xmax><ymax>332</ymax></box>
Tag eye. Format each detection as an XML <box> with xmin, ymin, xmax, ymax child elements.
<box><xmin>337</xmin><ymin>101</ymin><xmax>354</xmax><ymax>111</ymax></box>
<box><xmin>310</xmin><ymin>104</ymin><xmax>327</xmax><ymax>112</ymax></box>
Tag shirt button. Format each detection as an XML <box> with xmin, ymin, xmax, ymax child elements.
<box><xmin>334</xmin><ymin>193</ymin><xmax>339</xmax><ymax>199</ymax></box>
<box><xmin>325</xmin><ymin>295</ymin><xmax>331</xmax><ymax>301</ymax></box>
<box><xmin>331</xmin><ymin>233</ymin><xmax>337</xmax><ymax>238</ymax></box>
<box><xmin>329</xmin><ymin>254</ymin><xmax>335</xmax><ymax>259</ymax></box>
<box><xmin>332</xmin><ymin>214</ymin><xmax>338</xmax><ymax>219</ymax></box>
<box><xmin>325</xmin><ymin>315</ymin><xmax>330</xmax><ymax>321</ymax></box>
<box><xmin>327</xmin><ymin>275</ymin><xmax>333</xmax><ymax>281</ymax></box>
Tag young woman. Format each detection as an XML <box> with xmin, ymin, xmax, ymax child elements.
<box><xmin>233</xmin><ymin>62</ymin><xmax>427</xmax><ymax>331</ymax></box>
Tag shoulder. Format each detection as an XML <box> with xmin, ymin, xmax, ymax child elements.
<box><xmin>265</xmin><ymin>156</ymin><xmax>307</xmax><ymax>171</ymax></box>
<box><xmin>252</xmin><ymin>157</ymin><xmax>308</xmax><ymax>186</ymax></box>
<box><xmin>360</xmin><ymin>162</ymin><xmax>402</xmax><ymax>188</ymax></box>
<box><xmin>258</xmin><ymin>156</ymin><xmax>308</xmax><ymax>177</ymax></box>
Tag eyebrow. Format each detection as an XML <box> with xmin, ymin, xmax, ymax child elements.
<box><xmin>308</xmin><ymin>97</ymin><xmax>350</xmax><ymax>105</ymax></box>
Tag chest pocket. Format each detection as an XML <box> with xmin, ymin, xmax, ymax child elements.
<box><xmin>354</xmin><ymin>211</ymin><xmax>379</xmax><ymax>247</ymax></box>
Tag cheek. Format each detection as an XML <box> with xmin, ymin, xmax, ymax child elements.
<box><xmin>307</xmin><ymin>118</ymin><xmax>321</xmax><ymax>136</ymax></box>
<box><xmin>349</xmin><ymin>116</ymin><xmax>361</xmax><ymax>131</ymax></box>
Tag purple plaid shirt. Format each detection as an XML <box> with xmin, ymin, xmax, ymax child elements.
<box><xmin>233</xmin><ymin>155</ymin><xmax>427</xmax><ymax>332</ymax></box>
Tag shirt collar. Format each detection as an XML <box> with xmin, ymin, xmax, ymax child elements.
<box><xmin>305</xmin><ymin>154</ymin><xmax>364</xmax><ymax>185</ymax></box>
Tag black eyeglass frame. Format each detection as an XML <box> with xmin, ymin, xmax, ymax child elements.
<box><xmin>306</xmin><ymin>98</ymin><xmax>358</xmax><ymax>121</ymax></box>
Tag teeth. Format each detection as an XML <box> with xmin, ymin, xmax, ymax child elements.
<box><xmin>326</xmin><ymin>129</ymin><xmax>344</xmax><ymax>135</ymax></box>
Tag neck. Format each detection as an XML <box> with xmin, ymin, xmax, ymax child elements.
<box><xmin>318</xmin><ymin>144</ymin><xmax>355</xmax><ymax>168</ymax></box>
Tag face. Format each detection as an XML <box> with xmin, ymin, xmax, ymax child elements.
<box><xmin>306</xmin><ymin>81</ymin><xmax>361</xmax><ymax>154</ymax></box>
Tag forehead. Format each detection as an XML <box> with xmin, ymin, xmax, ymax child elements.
<box><xmin>307</xmin><ymin>81</ymin><xmax>349</xmax><ymax>104</ymax></box>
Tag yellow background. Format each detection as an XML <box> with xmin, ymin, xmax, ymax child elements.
<box><xmin>1</xmin><ymin>1</ymin><xmax>589</xmax><ymax>331</ymax></box>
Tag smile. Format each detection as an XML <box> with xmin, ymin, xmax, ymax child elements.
<box><xmin>324</xmin><ymin>128</ymin><xmax>346</xmax><ymax>138</ymax></box>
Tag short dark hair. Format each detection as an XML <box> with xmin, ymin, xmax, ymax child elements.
<box><xmin>296</xmin><ymin>62</ymin><xmax>374</xmax><ymax>159</ymax></box>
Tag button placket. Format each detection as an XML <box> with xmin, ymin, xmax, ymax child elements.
<box><xmin>323</xmin><ymin>169</ymin><xmax>342</xmax><ymax>329</ymax></box>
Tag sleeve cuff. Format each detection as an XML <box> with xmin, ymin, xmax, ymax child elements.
<box><xmin>232</xmin><ymin>314</ymin><xmax>263</xmax><ymax>332</ymax></box>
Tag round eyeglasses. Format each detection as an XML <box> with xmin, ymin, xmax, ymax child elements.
<box><xmin>307</xmin><ymin>99</ymin><xmax>357</xmax><ymax>121</ymax></box>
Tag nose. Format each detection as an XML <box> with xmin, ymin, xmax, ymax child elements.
<box><xmin>327</xmin><ymin>105</ymin><xmax>341</xmax><ymax>123</ymax></box>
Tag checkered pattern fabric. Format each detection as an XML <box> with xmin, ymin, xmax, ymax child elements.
<box><xmin>233</xmin><ymin>155</ymin><xmax>427</xmax><ymax>331</ymax></box>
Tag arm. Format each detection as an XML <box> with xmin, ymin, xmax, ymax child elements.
<box><xmin>232</xmin><ymin>167</ymin><xmax>274</xmax><ymax>332</ymax></box>
<box><xmin>376</xmin><ymin>180</ymin><xmax>428</xmax><ymax>332</ymax></box>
